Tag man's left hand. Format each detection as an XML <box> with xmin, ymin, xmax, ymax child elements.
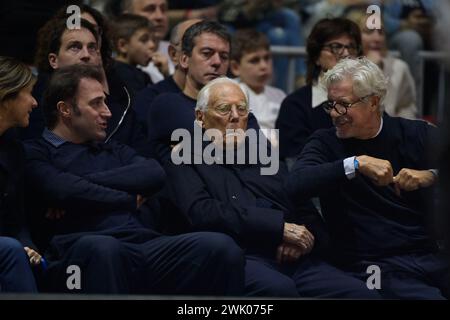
<box><xmin>24</xmin><ymin>247</ymin><xmax>42</xmax><ymax>266</ymax></box>
<box><xmin>393</xmin><ymin>168</ymin><xmax>436</xmax><ymax>192</ymax></box>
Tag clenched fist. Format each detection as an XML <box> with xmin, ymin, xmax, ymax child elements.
<box><xmin>356</xmin><ymin>155</ymin><xmax>394</xmax><ymax>186</ymax></box>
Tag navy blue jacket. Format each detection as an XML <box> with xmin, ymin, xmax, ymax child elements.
<box><xmin>133</xmin><ymin>76</ymin><xmax>180</xmax><ymax>129</ymax></box>
<box><xmin>19</xmin><ymin>69</ymin><xmax>153</xmax><ymax>158</ymax></box>
<box><xmin>0</xmin><ymin>130</ymin><xmax>34</xmax><ymax>248</ymax></box>
<box><xmin>285</xmin><ymin>114</ymin><xmax>438</xmax><ymax>260</ymax></box>
<box><xmin>110</xmin><ymin>60</ymin><xmax>152</xmax><ymax>98</ymax></box>
<box><xmin>276</xmin><ymin>85</ymin><xmax>332</xmax><ymax>159</ymax></box>
<box><xmin>24</xmin><ymin>130</ymin><xmax>165</xmax><ymax>251</ymax></box>
<box><xmin>148</xmin><ymin>92</ymin><xmax>262</xmax><ymax>164</ymax></box>
<box><xmin>165</xmin><ymin>139</ymin><xmax>327</xmax><ymax>257</ymax></box>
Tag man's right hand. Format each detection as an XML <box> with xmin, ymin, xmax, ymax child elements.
<box><xmin>136</xmin><ymin>194</ymin><xmax>147</xmax><ymax>209</ymax></box>
<box><xmin>356</xmin><ymin>155</ymin><xmax>394</xmax><ymax>186</ymax></box>
<box><xmin>283</xmin><ymin>223</ymin><xmax>315</xmax><ymax>251</ymax></box>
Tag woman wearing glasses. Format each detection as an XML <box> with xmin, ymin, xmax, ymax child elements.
<box><xmin>0</xmin><ymin>56</ymin><xmax>40</xmax><ymax>292</ymax></box>
<box><xmin>276</xmin><ymin>18</ymin><xmax>362</xmax><ymax>168</ymax></box>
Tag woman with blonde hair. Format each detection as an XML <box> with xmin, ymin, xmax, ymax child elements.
<box><xmin>0</xmin><ymin>56</ymin><xmax>40</xmax><ymax>292</ymax></box>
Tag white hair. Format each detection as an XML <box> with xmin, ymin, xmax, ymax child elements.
<box><xmin>196</xmin><ymin>77</ymin><xmax>249</xmax><ymax>112</ymax></box>
<box><xmin>321</xmin><ymin>57</ymin><xmax>388</xmax><ymax>111</ymax></box>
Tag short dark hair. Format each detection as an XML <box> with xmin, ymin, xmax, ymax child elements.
<box><xmin>35</xmin><ymin>17</ymin><xmax>99</xmax><ymax>73</ymax></box>
<box><xmin>53</xmin><ymin>4</ymin><xmax>114</xmax><ymax>69</ymax></box>
<box><xmin>181</xmin><ymin>20</ymin><xmax>231</xmax><ymax>56</ymax></box>
<box><xmin>306</xmin><ymin>18</ymin><xmax>362</xmax><ymax>84</ymax></box>
<box><xmin>43</xmin><ymin>64</ymin><xmax>103</xmax><ymax>129</ymax></box>
<box><xmin>111</xmin><ymin>14</ymin><xmax>153</xmax><ymax>51</ymax></box>
<box><xmin>231</xmin><ymin>29</ymin><xmax>270</xmax><ymax>62</ymax></box>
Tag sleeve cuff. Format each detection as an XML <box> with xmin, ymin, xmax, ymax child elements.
<box><xmin>344</xmin><ymin>156</ymin><xmax>357</xmax><ymax>180</ymax></box>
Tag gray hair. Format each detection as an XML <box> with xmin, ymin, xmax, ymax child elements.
<box><xmin>321</xmin><ymin>57</ymin><xmax>388</xmax><ymax>110</ymax></box>
<box><xmin>196</xmin><ymin>77</ymin><xmax>249</xmax><ymax>112</ymax></box>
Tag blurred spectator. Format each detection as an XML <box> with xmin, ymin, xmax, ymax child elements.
<box><xmin>276</xmin><ymin>18</ymin><xmax>362</xmax><ymax>165</ymax></box>
<box><xmin>230</xmin><ymin>29</ymin><xmax>286</xmax><ymax>145</ymax></box>
<box><xmin>110</xmin><ymin>14</ymin><xmax>155</xmax><ymax>95</ymax></box>
<box><xmin>347</xmin><ymin>9</ymin><xmax>417</xmax><ymax>119</ymax></box>
<box><xmin>384</xmin><ymin>0</ymin><xmax>436</xmax><ymax>84</ymax></box>
<box><xmin>218</xmin><ymin>0</ymin><xmax>306</xmax><ymax>92</ymax></box>
<box><xmin>120</xmin><ymin>0</ymin><xmax>173</xmax><ymax>83</ymax></box>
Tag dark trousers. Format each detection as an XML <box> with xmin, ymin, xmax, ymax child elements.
<box><xmin>0</xmin><ymin>237</ymin><xmax>37</xmax><ymax>292</ymax></box>
<box><xmin>244</xmin><ymin>254</ymin><xmax>382</xmax><ymax>298</ymax></box>
<box><xmin>342</xmin><ymin>252</ymin><xmax>450</xmax><ymax>300</ymax></box>
<box><xmin>43</xmin><ymin>231</ymin><xmax>245</xmax><ymax>295</ymax></box>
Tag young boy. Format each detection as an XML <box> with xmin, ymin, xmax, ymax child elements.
<box><xmin>111</xmin><ymin>14</ymin><xmax>162</xmax><ymax>95</ymax></box>
<box><xmin>230</xmin><ymin>29</ymin><xmax>286</xmax><ymax>145</ymax></box>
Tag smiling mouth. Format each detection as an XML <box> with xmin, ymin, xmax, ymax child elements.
<box><xmin>334</xmin><ymin>116</ymin><xmax>351</xmax><ymax>127</ymax></box>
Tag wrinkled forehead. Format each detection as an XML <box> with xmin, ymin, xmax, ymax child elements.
<box><xmin>194</xmin><ymin>32</ymin><xmax>230</xmax><ymax>50</ymax></box>
<box><xmin>210</xmin><ymin>83</ymin><xmax>247</xmax><ymax>104</ymax></box>
<box><xmin>60</xmin><ymin>28</ymin><xmax>97</xmax><ymax>46</ymax></box>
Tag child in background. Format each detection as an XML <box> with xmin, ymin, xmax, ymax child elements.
<box><xmin>230</xmin><ymin>29</ymin><xmax>286</xmax><ymax>145</ymax></box>
<box><xmin>111</xmin><ymin>14</ymin><xmax>157</xmax><ymax>95</ymax></box>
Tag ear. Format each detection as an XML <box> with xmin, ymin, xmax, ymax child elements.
<box><xmin>57</xmin><ymin>101</ymin><xmax>72</xmax><ymax>120</ymax></box>
<box><xmin>48</xmin><ymin>53</ymin><xmax>59</xmax><ymax>70</ymax></box>
<box><xmin>195</xmin><ymin>109</ymin><xmax>205</xmax><ymax>127</ymax></box>
<box><xmin>370</xmin><ymin>95</ymin><xmax>380</xmax><ymax>111</ymax></box>
<box><xmin>168</xmin><ymin>44</ymin><xmax>178</xmax><ymax>65</ymax></box>
<box><xmin>230</xmin><ymin>60</ymin><xmax>241</xmax><ymax>77</ymax></box>
<box><xmin>179</xmin><ymin>52</ymin><xmax>190</xmax><ymax>70</ymax></box>
<box><xmin>116</xmin><ymin>38</ymin><xmax>129</xmax><ymax>56</ymax></box>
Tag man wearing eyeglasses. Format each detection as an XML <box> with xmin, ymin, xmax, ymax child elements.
<box><xmin>286</xmin><ymin>57</ymin><xmax>449</xmax><ymax>299</ymax></box>
<box><xmin>146</xmin><ymin>20</ymin><xmax>260</xmax><ymax>164</ymax></box>
<box><xmin>164</xmin><ymin>77</ymin><xmax>381</xmax><ymax>298</ymax></box>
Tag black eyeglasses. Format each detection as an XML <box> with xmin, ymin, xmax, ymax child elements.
<box><xmin>322</xmin><ymin>42</ymin><xmax>359</xmax><ymax>56</ymax></box>
<box><xmin>322</xmin><ymin>96</ymin><xmax>370</xmax><ymax>115</ymax></box>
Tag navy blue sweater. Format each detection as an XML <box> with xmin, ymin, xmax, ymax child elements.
<box><xmin>133</xmin><ymin>75</ymin><xmax>180</xmax><ymax>128</ymax></box>
<box><xmin>147</xmin><ymin>92</ymin><xmax>261</xmax><ymax>164</ymax></box>
<box><xmin>276</xmin><ymin>85</ymin><xmax>332</xmax><ymax>159</ymax></box>
<box><xmin>19</xmin><ymin>69</ymin><xmax>153</xmax><ymax>158</ymax></box>
<box><xmin>24</xmin><ymin>130</ymin><xmax>165</xmax><ymax>251</ymax></box>
<box><xmin>286</xmin><ymin>115</ymin><xmax>438</xmax><ymax>260</ymax></box>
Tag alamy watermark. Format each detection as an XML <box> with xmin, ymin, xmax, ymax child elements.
<box><xmin>170</xmin><ymin>124</ymin><xmax>279</xmax><ymax>175</ymax></box>
<box><xmin>366</xmin><ymin>264</ymin><xmax>381</xmax><ymax>290</ymax></box>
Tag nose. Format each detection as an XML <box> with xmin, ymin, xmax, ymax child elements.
<box><xmin>148</xmin><ymin>39</ymin><xmax>156</xmax><ymax>52</ymax></box>
<box><xmin>153</xmin><ymin>7</ymin><xmax>164</xmax><ymax>21</ymax></box>
<box><xmin>31</xmin><ymin>96</ymin><xmax>38</xmax><ymax>109</ymax></box>
<box><xmin>80</xmin><ymin>47</ymin><xmax>91</xmax><ymax>63</ymax></box>
<box><xmin>101</xmin><ymin>103</ymin><xmax>112</xmax><ymax>119</ymax></box>
<box><xmin>340</xmin><ymin>46</ymin><xmax>351</xmax><ymax>59</ymax></box>
<box><xmin>229</xmin><ymin>105</ymin><xmax>240</xmax><ymax>122</ymax></box>
<box><xmin>210</xmin><ymin>52</ymin><xmax>222</xmax><ymax>67</ymax></box>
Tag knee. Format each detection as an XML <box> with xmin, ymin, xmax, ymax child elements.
<box><xmin>0</xmin><ymin>237</ymin><xmax>25</xmax><ymax>258</ymax></box>
<box><xmin>73</xmin><ymin>235</ymin><xmax>123</xmax><ymax>261</ymax></box>
<box><xmin>195</xmin><ymin>232</ymin><xmax>244</xmax><ymax>267</ymax></box>
<box><xmin>250</xmin><ymin>276</ymin><xmax>298</xmax><ymax>297</ymax></box>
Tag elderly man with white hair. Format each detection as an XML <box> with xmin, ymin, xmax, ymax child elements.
<box><xmin>286</xmin><ymin>57</ymin><xmax>449</xmax><ymax>299</ymax></box>
<box><xmin>165</xmin><ymin>77</ymin><xmax>381</xmax><ymax>298</ymax></box>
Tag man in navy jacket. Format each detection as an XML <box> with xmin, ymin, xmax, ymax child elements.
<box><xmin>24</xmin><ymin>65</ymin><xmax>245</xmax><ymax>295</ymax></box>
<box><xmin>286</xmin><ymin>57</ymin><xmax>449</xmax><ymax>299</ymax></box>
<box><xmin>165</xmin><ymin>77</ymin><xmax>380</xmax><ymax>298</ymax></box>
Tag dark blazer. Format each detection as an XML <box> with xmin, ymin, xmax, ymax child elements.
<box><xmin>164</xmin><ymin>139</ymin><xmax>328</xmax><ymax>257</ymax></box>
<box><xmin>0</xmin><ymin>130</ymin><xmax>34</xmax><ymax>248</ymax></box>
